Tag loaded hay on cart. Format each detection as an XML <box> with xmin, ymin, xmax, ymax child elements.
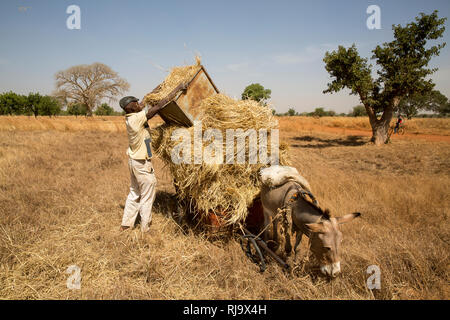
<box><xmin>146</xmin><ymin>59</ymin><xmax>291</xmax><ymax>236</ymax></box>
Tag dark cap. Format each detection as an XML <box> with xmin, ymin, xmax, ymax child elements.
<box><xmin>119</xmin><ymin>96</ymin><xmax>139</xmax><ymax>109</ymax></box>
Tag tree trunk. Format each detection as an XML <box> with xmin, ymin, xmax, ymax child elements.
<box><xmin>364</xmin><ymin>98</ymin><xmax>398</xmax><ymax>146</ymax></box>
<box><xmin>371</xmin><ymin>120</ymin><xmax>390</xmax><ymax>145</ymax></box>
<box><xmin>86</xmin><ymin>104</ymin><xmax>93</xmax><ymax>117</ymax></box>
<box><xmin>367</xmin><ymin>98</ymin><xmax>398</xmax><ymax>146</ymax></box>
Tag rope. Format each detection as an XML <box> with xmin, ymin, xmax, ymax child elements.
<box><xmin>254</xmin><ymin>209</ymin><xmax>283</xmax><ymax>240</ymax></box>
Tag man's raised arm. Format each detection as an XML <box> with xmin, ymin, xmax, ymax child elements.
<box><xmin>145</xmin><ymin>98</ymin><xmax>168</xmax><ymax>120</ymax></box>
<box><xmin>144</xmin><ymin>82</ymin><xmax>188</xmax><ymax>120</ymax></box>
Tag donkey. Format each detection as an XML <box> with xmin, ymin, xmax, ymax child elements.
<box><xmin>261</xmin><ymin>181</ymin><xmax>360</xmax><ymax>278</ymax></box>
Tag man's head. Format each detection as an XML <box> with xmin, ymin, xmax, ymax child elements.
<box><xmin>120</xmin><ymin>96</ymin><xmax>142</xmax><ymax>114</ymax></box>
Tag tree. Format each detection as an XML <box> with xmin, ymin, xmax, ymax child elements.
<box><xmin>0</xmin><ymin>92</ymin><xmax>26</xmax><ymax>115</ymax></box>
<box><xmin>67</xmin><ymin>103</ymin><xmax>88</xmax><ymax>117</ymax></box>
<box><xmin>94</xmin><ymin>103</ymin><xmax>114</xmax><ymax>116</ymax></box>
<box><xmin>287</xmin><ymin>108</ymin><xmax>297</xmax><ymax>116</ymax></box>
<box><xmin>242</xmin><ymin>83</ymin><xmax>271</xmax><ymax>105</ymax></box>
<box><xmin>54</xmin><ymin>62</ymin><xmax>129</xmax><ymax>116</ymax></box>
<box><xmin>312</xmin><ymin>107</ymin><xmax>326</xmax><ymax>117</ymax></box>
<box><xmin>25</xmin><ymin>92</ymin><xmax>43</xmax><ymax>117</ymax></box>
<box><xmin>438</xmin><ymin>103</ymin><xmax>450</xmax><ymax>116</ymax></box>
<box><xmin>323</xmin><ymin>11</ymin><xmax>446</xmax><ymax>145</ymax></box>
<box><xmin>398</xmin><ymin>94</ymin><xmax>420</xmax><ymax>119</ymax></box>
<box><xmin>23</xmin><ymin>93</ymin><xmax>62</xmax><ymax>117</ymax></box>
<box><xmin>38</xmin><ymin>96</ymin><xmax>61</xmax><ymax>117</ymax></box>
<box><xmin>419</xmin><ymin>90</ymin><xmax>448</xmax><ymax>115</ymax></box>
<box><xmin>351</xmin><ymin>105</ymin><xmax>368</xmax><ymax>117</ymax></box>
<box><xmin>399</xmin><ymin>90</ymin><xmax>448</xmax><ymax>119</ymax></box>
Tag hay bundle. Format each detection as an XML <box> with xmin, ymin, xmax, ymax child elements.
<box><xmin>143</xmin><ymin>57</ymin><xmax>202</xmax><ymax>106</ymax></box>
<box><xmin>151</xmin><ymin>93</ymin><xmax>290</xmax><ymax>226</ymax></box>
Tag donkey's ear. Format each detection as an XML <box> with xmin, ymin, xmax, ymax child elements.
<box><xmin>336</xmin><ymin>212</ymin><xmax>361</xmax><ymax>225</ymax></box>
<box><xmin>305</xmin><ymin>222</ymin><xmax>326</xmax><ymax>234</ymax></box>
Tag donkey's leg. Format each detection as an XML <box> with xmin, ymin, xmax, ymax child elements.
<box><xmin>262</xmin><ymin>206</ymin><xmax>273</xmax><ymax>243</ymax></box>
<box><xmin>262</xmin><ymin>207</ymin><xmax>280</xmax><ymax>253</ymax></box>
<box><xmin>283</xmin><ymin>207</ymin><xmax>293</xmax><ymax>257</ymax></box>
<box><xmin>293</xmin><ymin>230</ymin><xmax>303</xmax><ymax>261</ymax></box>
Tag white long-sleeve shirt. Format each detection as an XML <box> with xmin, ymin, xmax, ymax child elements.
<box><xmin>125</xmin><ymin>106</ymin><xmax>152</xmax><ymax>160</ymax></box>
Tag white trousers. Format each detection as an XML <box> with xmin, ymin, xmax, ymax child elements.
<box><xmin>121</xmin><ymin>158</ymin><xmax>157</xmax><ymax>232</ymax></box>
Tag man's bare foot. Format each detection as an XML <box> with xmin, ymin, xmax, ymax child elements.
<box><xmin>120</xmin><ymin>226</ymin><xmax>130</xmax><ymax>231</ymax></box>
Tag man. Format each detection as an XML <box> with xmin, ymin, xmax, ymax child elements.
<box><xmin>394</xmin><ymin>114</ymin><xmax>403</xmax><ymax>133</ymax></box>
<box><xmin>119</xmin><ymin>96</ymin><xmax>167</xmax><ymax>233</ymax></box>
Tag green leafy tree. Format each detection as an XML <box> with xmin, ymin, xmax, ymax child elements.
<box><xmin>398</xmin><ymin>95</ymin><xmax>419</xmax><ymax>119</ymax></box>
<box><xmin>241</xmin><ymin>83</ymin><xmax>271</xmax><ymax>105</ymax></box>
<box><xmin>420</xmin><ymin>90</ymin><xmax>447</xmax><ymax>115</ymax></box>
<box><xmin>0</xmin><ymin>92</ymin><xmax>26</xmax><ymax>115</ymax></box>
<box><xmin>67</xmin><ymin>103</ymin><xmax>88</xmax><ymax>117</ymax></box>
<box><xmin>94</xmin><ymin>103</ymin><xmax>114</xmax><ymax>116</ymax></box>
<box><xmin>399</xmin><ymin>90</ymin><xmax>448</xmax><ymax>119</ymax></box>
<box><xmin>25</xmin><ymin>92</ymin><xmax>43</xmax><ymax>117</ymax></box>
<box><xmin>439</xmin><ymin>103</ymin><xmax>450</xmax><ymax>116</ymax></box>
<box><xmin>287</xmin><ymin>108</ymin><xmax>297</xmax><ymax>116</ymax></box>
<box><xmin>351</xmin><ymin>105</ymin><xmax>368</xmax><ymax>117</ymax></box>
<box><xmin>38</xmin><ymin>96</ymin><xmax>61</xmax><ymax>117</ymax></box>
<box><xmin>24</xmin><ymin>93</ymin><xmax>62</xmax><ymax>117</ymax></box>
<box><xmin>323</xmin><ymin>11</ymin><xmax>446</xmax><ymax>145</ymax></box>
<box><xmin>312</xmin><ymin>107</ymin><xmax>326</xmax><ymax>117</ymax></box>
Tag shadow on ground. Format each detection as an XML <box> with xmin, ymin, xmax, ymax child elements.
<box><xmin>153</xmin><ymin>190</ymin><xmax>178</xmax><ymax>216</ymax></box>
<box><xmin>291</xmin><ymin>135</ymin><xmax>368</xmax><ymax>149</ymax></box>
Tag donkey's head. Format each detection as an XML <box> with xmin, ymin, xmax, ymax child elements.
<box><xmin>306</xmin><ymin>212</ymin><xmax>361</xmax><ymax>278</ymax></box>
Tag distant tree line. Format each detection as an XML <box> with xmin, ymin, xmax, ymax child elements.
<box><xmin>276</xmin><ymin>99</ymin><xmax>449</xmax><ymax>118</ymax></box>
<box><xmin>0</xmin><ymin>91</ymin><xmax>124</xmax><ymax>116</ymax></box>
<box><xmin>0</xmin><ymin>91</ymin><xmax>61</xmax><ymax>117</ymax></box>
<box><xmin>67</xmin><ymin>102</ymin><xmax>122</xmax><ymax>116</ymax></box>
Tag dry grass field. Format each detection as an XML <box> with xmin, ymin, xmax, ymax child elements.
<box><xmin>0</xmin><ymin>116</ymin><xmax>449</xmax><ymax>299</ymax></box>
<box><xmin>1</xmin><ymin>115</ymin><xmax>449</xmax><ymax>136</ymax></box>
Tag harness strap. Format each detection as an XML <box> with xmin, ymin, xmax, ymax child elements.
<box><xmin>288</xmin><ymin>189</ymin><xmax>318</xmax><ymax>206</ymax></box>
<box><xmin>282</xmin><ymin>183</ymin><xmax>321</xmax><ymax>238</ymax></box>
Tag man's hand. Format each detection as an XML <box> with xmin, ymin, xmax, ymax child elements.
<box><xmin>155</xmin><ymin>98</ymin><xmax>169</xmax><ymax>109</ymax></box>
<box><xmin>145</xmin><ymin>82</ymin><xmax>188</xmax><ymax>120</ymax></box>
<box><xmin>146</xmin><ymin>101</ymin><xmax>166</xmax><ymax>120</ymax></box>
<box><xmin>139</xmin><ymin>100</ymin><xmax>147</xmax><ymax>111</ymax></box>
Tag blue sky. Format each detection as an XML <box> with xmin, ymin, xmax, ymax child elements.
<box><xmin>0</xmin><ymin>0</ymin><xmax>449</xmax><ymax>113</ymax></box>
